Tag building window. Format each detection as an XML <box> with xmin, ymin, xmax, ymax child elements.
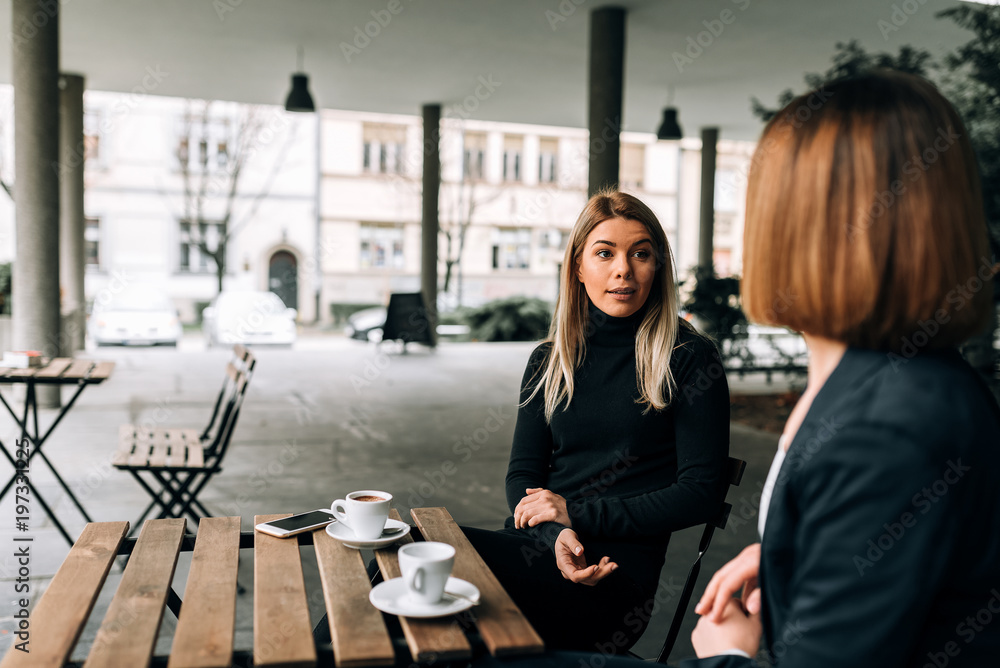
<box><xmin>83</xmin><ymin>109</ymin><xmax>102</xmax><ymax>165</ymax></box>
<box><xmin>362</xmin><ymin>123</ymin><xmax>406</xmax><ymax>175</ymax></box>
<box><xmin>176</xmin><ymin>116</ymin><xmax>231</xmax><ymax>172</ymax></box>
<box><xmin>84</xmin><ymin>217</ymin><xmax>101</xmax><ymax>270</ymax></box>
<box><xmin>492</xmin><ymin>228</ymin><xmax>531</xmax><ymax>270</ymax></box>
<box><xmin>540</xmin><ymin>228</ymin><xmax>569</xmax><ymax>252</ymax></box>
<box><xmin>538</xmin><ymin>137</ymin><xmax>558</xmax><ymax>184</ymax></box>
<box><xmin>360</xmin><ymin>224</ymin><xmax>405</xmax><ymax>269</ymax></box>
<box><xmin>620</xmin><ymin>143</ymin><xmax>645</xmax><ymax>190</ymax></box>
<box><xmin>178</xmin><ymin>220</ymin><xmax>222</xmax><ymax>273</ymax></box>
<box><xmin>463</xmin><ymin>132</ymin><xmax>486</xmax><ymax>181</ymax></box>
<box><xmin>714</xmin><ymin>169</ymin><xmax>740</xmax><ymax>212</ymax></box>
<box><xmin>503</xmin><ymin>135</ymin><xmax>523</xmax><ymax>183</ymax></box>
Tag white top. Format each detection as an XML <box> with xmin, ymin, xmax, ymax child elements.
<box><xmin>758</xmin><ymin>434</ymin><xmax>788</xmax><ymax>538</ymax></box>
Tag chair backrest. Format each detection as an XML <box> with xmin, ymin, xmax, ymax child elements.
<box><xmin>655</xmin><ymin>456</ymin><xmax>747</xmax><ymax>663</ymax></box>
<box><xmin>203</xmin><ymin>354</ymin><xmax>255</xmax><ymax>461</ymax></box>
<box><xmin>201</xmin><ymin>345</ymin><xmax>255</xmax><ymax>441</ymax></box>
<box><xmin>381</xmin><ymin>292</ymin><xmax>433</xmax><ymax>345</ymax></box>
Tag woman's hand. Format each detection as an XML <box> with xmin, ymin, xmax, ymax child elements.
<box><xmin>553</xmin><ymin>529</ymin><xmax>617</xmax><ymax>585</ymax></box>
<box><xmin>694</xmin><ymin>543</ymin><xmax>762</xmax><ymax>622</ymax></box>
<box><xmin>514</xmin><ymin>487</ymin><xmax>572</xmax><ymax>528</ymax></box>
<box><xmin>691</xmin><ymin>597</ymin><xmax>762</xmax><ymax>658</ymax></box>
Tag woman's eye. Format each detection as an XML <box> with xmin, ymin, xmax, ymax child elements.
<box><xmin>596</xmin><ymin>249</ymin><xmax>612</xmax><ymax>258</ymax></box>
<box><xmin>633</xmin><ymin>250</ymin><xmax>650</xmax><ymax>259</ymax></box>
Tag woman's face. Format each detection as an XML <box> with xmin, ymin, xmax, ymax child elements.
<box><xmin>576</xmin><ymin>217</ymin><xmax>657</xmax><ymax>318</ymax></box>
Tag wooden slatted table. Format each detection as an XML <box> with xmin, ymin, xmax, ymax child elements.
<box><xmin>1</xmin><ymin>508</ymin><xmax>544</xmax><ymax>667</ymax></box>
<box><xmin>0</xmin><ymin>358</ymin><xmax>115</xmax><ymax>546</ymax></box>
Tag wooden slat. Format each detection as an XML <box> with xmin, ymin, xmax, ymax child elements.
<box><xmin>112</xmin><ymin>437</ymin><xmax>135</xmax><ymax>467</ymax></box>
<box><xmin>87</xmin><ymin>361</ymin><xmax>115</xmax><ymax>381</ymax></box>
<box><xmin>84</xmin><ymin>518</ymin><xmax>186</xmax><ymax>668</ymax></box>
<box><xmin>180</xmin><ymin>428</ymin><xmax>202</xmax><ymax>442</ymax></box>
<box><xmin>61</xmin><ymin>359</ymin><xmax>95</xmax><ymax>380</ymax></box>
<box><xmin>411</xmin><ymin>508</ymin><xmax>544</xmax><ymax>657</ymax></box>
<box><xmin>5</xmin><ymin>367</ymin><xmax>41</xmax><ymax>379</ymax></box>
<box><xmin>225</xmin><ymin>362</ymin><xmax>240</xmax><ymax>382</ymax></box>
<box><xmin>374</xmin><ymin>510</ymin><xmax>472</xmax><ymax>663</ymax></box>
<box><xmin>254</xmin><ymin>514</ymin><xmax>316</xmax><ymax>668</ymax></box>
<box><xmin>0</xmin><ymin>522</ymin><xmax>129</xmax><ymax>668</ymax></box>
<box><xmin>34</xmin><ymin>358</ymin><xmax>73</xmax><ymax>378</ymax></box>
<box><xmin>128</xmin><ymin>442</ymin><xmax>152</xmax><ymax>467</ymax></box>
<box><xmin>148</xmin><ymin>439</ymin><xmax>169</xmax><ymax>467</ymax></box>
<box><xmin>186</xmin><ymin>442</ymin><xmax>205</xmax><ymax>468</ymax></box>
<box><xmin>168</xmin><ymin>517</ymin><xmax>241</xmax><ymax>668</ymax></box>
<box><xmin>314</xmin><ymin>522</ymin><xmax>395</xmax><ymax>668</ymax></box>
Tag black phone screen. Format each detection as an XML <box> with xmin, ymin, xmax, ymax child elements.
<box><xmin>267</xmin><ymin>510</ymin><xmax>335</xmax><ymax>531</ymax></box>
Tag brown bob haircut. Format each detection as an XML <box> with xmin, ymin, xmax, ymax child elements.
<box><xmin>742</xmin><ymin>69</ymin><xmax>994</xmax><ymax>352</ymax></box>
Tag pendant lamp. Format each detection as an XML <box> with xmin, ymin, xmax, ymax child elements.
<box><xmin>284</xmin><ymin>46</ymin><xmax>315</xmax><ymax>113</ymax></box>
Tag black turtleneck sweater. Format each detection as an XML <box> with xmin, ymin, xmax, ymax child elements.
<box><xmin>504</xmin><ymin>304</ymin><xmax>730</xmax><ymax>588</ymax></box>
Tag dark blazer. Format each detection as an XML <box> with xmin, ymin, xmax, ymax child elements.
<box><xmin>682</xmin><ymin>346</ymin><xmax>1000</xmax><ymax>668</ymax></box>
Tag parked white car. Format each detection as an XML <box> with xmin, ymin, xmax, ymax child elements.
<box><xmin>89</xmin><ymin>287</ymin><xmax>182</xmax><ymax>347</ymax></box>
<box><xmin>202</xmin><ymin>290</ymin><xmax>297</xmax><ymax>347</ymax></box>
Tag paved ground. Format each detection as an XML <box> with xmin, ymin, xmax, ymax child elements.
<box><xmin>0</xmin><ymin>330</ymin><xmax>787</xmax><ymax>663</ymax></box>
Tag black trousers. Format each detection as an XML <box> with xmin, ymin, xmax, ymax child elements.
<box><xmin>460</xmin><ymin>526</ymin><xmax>656</xmax><ymax>654</ymax></box>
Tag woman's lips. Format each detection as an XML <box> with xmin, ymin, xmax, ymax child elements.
<box><xmin>607</xmin><ymin>288</ymin><xmax>636</xmax><ymax>301</ymax></box>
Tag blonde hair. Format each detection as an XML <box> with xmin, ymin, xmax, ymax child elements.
<box><xmin>743</xmin><ymin>70</ymin><xmax>993</xmax><ymax>351</ymax></box>
<box><xmin>524</xmin><ymin>190</ymin><xmax>681</xmax><ymax>421</ymax></box>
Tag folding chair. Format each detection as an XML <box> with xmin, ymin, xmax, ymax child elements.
<box><xmin>113</xmin><ymin>353</ymin><xmax>256</xmax><ymax>530</ymax></box>
<box><xmin>200</xmin><ymin>344</ymin><xmax>255</xmax><ymax>442</ymax></box>
<box><xmin>380</xmin><ymin>292</ymin><xmax>434</xmax><ymax>349</ymax></box>
<box><xmin>648</xmin><ymin>456</ymin><xmax>747</xmax><ymax>663</ymax></box>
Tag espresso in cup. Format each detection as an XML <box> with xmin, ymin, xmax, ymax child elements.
<box><xmin>331</xmin><ymin>490</ymin><xmax>392</xmax><ymax>540</ymax></box>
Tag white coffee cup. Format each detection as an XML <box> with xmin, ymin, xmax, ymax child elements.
<box><xmin>398</xmin><ymin>542</ymin><xmax>455</xmax><ymax>606</ymax></box>
<box><xmin>331</xmin><ymin>490</ymin><xmax>391</xmax><ymax>540</ymax></box>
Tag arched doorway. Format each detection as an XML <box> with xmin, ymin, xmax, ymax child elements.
<box><xmin>268</xmin><ymin>250</ymin><xmax>298</xmax><ymax>310</ymax></box>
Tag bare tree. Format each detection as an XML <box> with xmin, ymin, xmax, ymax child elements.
<box><xmin>176</xmin><ymin>100</ymin><xmax>297</xmax><ymax>294</ymax></box>
<box><xmin>440</xmin><ymin>176</ymin><xmax>502</xmax><ymax>306</ymax></box>
<box><xmin>0</xmin><ymin>104</ymin><xmax>14</xmax><ymax>200</ymax></box>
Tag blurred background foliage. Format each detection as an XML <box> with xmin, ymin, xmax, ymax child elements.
<box><xmin>683</xmin><ymin>4</ymin><xmax>999</xmax><ymax>379</ymax></box>
<box><xmin>464</xmin><ymin>296</ymin><xmax>552</xmax><ymax>342</ymax></box>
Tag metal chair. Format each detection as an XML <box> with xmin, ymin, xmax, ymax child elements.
<box><xmin>200</xmin><ymin>344</ymin><xmax>255</xmax><ymax>443</ymax></box>
<box><xmin>651</xmin><ymin>456</ymin><xmax>747</xmax><ymax>663</ymax></box>
<box><xmin>113</xmin><ymin>352</ymin><xmax>256</xmax><ymax>529</ymax></box>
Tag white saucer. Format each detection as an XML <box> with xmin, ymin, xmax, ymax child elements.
<box><xmin>369</xmin><ymin>576</ymin><xmax>481</xmax><ymax>618</ymax></box>
<box><xmin>325</xmin><ymin>518</ymin><xmax>411</xmax><ymax>549</ymax></box>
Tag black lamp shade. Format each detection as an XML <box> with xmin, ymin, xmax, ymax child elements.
<box><xmin>656</xmin><ymin>107</ymin><xmax>683</xmax><ymax>140</ymax></box>
<box><xmin>284</xmin><ymin>73</ymin><xmax>315</xmax><ymax>112</ymax></box>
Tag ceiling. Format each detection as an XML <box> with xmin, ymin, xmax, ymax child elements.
<box><xmin>0</xmin><ymin>0</ymin><xmax>979</xmax><ymax>140</ymax></box>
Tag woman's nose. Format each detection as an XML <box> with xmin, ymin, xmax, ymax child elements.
<box><xmin>614</xmin><ymin>256</ymin><xmax>632</xmax><ymax>279</ymax></box>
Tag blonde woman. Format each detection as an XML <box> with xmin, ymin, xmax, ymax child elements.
<box><xmin>463</xmin><ymin>191</ymin><xmax>731</xmax><ymax>653</ymax></box>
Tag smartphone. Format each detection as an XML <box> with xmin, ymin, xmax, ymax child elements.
<box><xmin>255</xmin><ymin>509</ymin><xmax>336</xmax><ymax>538</ymax></box>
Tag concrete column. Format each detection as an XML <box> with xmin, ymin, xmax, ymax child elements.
<box><xmin>59</xmin><ymin>73</ymin><xmax>85</xmax><ymax>353</ymax></box>
<box><xmin>522</xmin><ymin>135</ymin><xmax>540</xmax><ymax>187</ymax></box>
<box><xmin>698</xmin><ymin>127</ymin><xmax>719</xmax><ymax>274</ymax></box>
<box><xmin>313</xmin><ymin>112</ymin><xmax>322</xmax><ymax>323</ymax></box>
<box><xmin>587</xmin><ymin>6</ymin><xmax>626</xmax><ymax>197</ymax></box>
<box><xmin>12</xmin><ymin>0</ymin><xmax>61</xmax><ymax>407</ymax></box>
<box><xmin>421</xmin><ymin>103</ymin><xmax>440</xmax><ymax>346</ymax></box>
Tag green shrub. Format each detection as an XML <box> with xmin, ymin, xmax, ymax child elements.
<box><xmin>682</xmin><ymin>267</ymin><xmax>745</xmax><ymax>344</ymax></box>
<box><xmin>465</xmin><ymin>296</ymin><xmax>552</xmax><ymax>342</ymax></box>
